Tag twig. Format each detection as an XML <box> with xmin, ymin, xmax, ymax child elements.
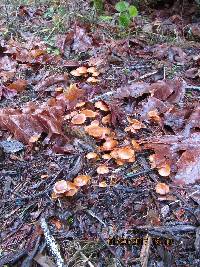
<box><xmin>163</xmin><ymin>66</ymin><xmax>166</xmax><ymax>80</ymax></box>
<box><xmin>0</xmin><ymin>249</ymin><xmax>27</xmax><ymax>266</ymax></box>
<box><xmin>124</xmin><ymin>169</ymin><xmax>154</xmax><ymax>179</ymax></box>
<box><xmin>137</xmin><ymin>157</ymin><xmax>158</xmax><ymax>183</ymax></box>
<box><xmin>1</xmin><ymin>169</ymin><xmax>63</xmax><ymax>203</ymax></box>
<box><xmin>195</xmin><ymin>227</ymin><xmax>200</xmax><ymax>254</ymax></box>
<box><xmin>135</xmin><ymin>224</ymin><xmax>197</xmax><ymax>233</ymax></box>
<box><xmin>135</xmin><ymin>70</ymin><xmax>158</xmax><ymax>81</ymax></box>
<box><xmin>40</xmin><ymin>218</ymin><xmax>65</xmax><ymax>267</ymax></box>
<box><xmin>21</xmin><ymin>235</ymin><xmax>41</xmax><ymax>267</ymax></box>
<box><xmin>186</xmin><ymin>85</ymin><xmax>200</xmax><ymax>91</ymax></box>
<box><xmin>89</xmin><ymin>92</ymin><xmax>114</xmax><ymax>103</ymax></box>
<box><xmin>86</xmin><ymin>209</ymin><xmax>107</xmax><ymax>227</ymax></box>
<box><xmin>80</xmin><ymin>252</ymin><xmax>95</xmax><ymax>267</ymax></box>
<box><xmin>140</xmin><ymin>234</ymin><xmax>152</xmax><ymax>267</ymax></box>
<box><xmin>168</xmin><ymin>189</ymin><xmax>200</xmax><ymax>206</ymax></box>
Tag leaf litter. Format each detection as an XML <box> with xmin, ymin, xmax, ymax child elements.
<box><xmin>0</xmin><ymin>1</ymin><xmax>200</xmax><ymax>266</ymax></box>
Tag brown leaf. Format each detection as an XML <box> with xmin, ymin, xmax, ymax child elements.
<box><xmin>115</xmin><ymin>82</ymin><xmax>150</xmax><ymax>99</ymax></box>
<box><xmin>72</xmin><ymin>26</ymin><xmax>92</xmax><ymax>53</ymax></box>
<box><xmin>175</xmin><ymin>149</ymin><xmax>200</xmax><ymax>185</ymax></box>
<box><xmin>35</xmin><ymin>74</ymin><xmax>68</xmax><ymax>91</ymax></box>
<box><xmin>185</xmin><ymin>67</ymin><xmax>199</xmax><ymax>79</ymax></box>
<box><xmin>140</xmin><ymin>97</ymin><xmax>169</xmax><ymax>119</ymax></box>
<box><xmin>0</xmin><ymin>96</ymin><xmax>67</xmax><ymax>143</ymax></box>
<box><xmin>8</xmin><ymin>79</ymin><xmax>28</xmax><ymax>92</ymax></box>
<box><xmin>149</xmin><ymin>78</ymin><xmax>186</xmax><ymax>103</ymax></box>
<box><xmin>64</xmin><ymin>84</ymin><xmax>84</xmax><ymax>103</ymax></box>
<box><xmin>144</xmin><ymin>133</ymin><xmax>200</xmax><ymax>185</ymax></box>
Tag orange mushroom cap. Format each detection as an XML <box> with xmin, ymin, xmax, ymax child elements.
<box><xmin>158</xmin><ymin>164</ymin><xmax>171</xmax><ymax>177</ymax></box>
<box><xmin>155</xmin><ymin>183</ymin><xmax>169</xmax><ymax>195</ymax></box>
<box><xmin>71</xmin><ymin>113</ymin><xmax>86</xmax><ymax>125</ymax></box>
<box><xmin>73</xmin><ymin>175</ymin><xmax>91</xmax><ymax>187</ymax></box>
<box><xmin>97</xmin><ymin>165</ymin><xmax>109</xmax><ymax>174</ymax></box>
<box><xmin>85</xmin><ymin>125</ymin><xmax>110</xmax><ymax>139</ymax></box>
<box><xmin>76</xmin><ymin>66</ymin><xmax>88</xmax><ymax>74</ymax></box>
<box><xmin>95</xmin><ymin>101</ymin><xmax>109</xmax><ymax>111</ymax></box>
<box><xmin>101</xmin><ymin>139</ymin><xmax>118</xmax><ymax>151</ymax></box>
<box><xmin>53</xmin><ymin>180</ymin><xmax>76</xmax><ymax>194</ymax></box>
<box><xmin>80</xmin><ymin>109</ymin><xmax>97</xmax><ymax>118</ymax></box>
<box><xmin>86</xmin><ymin>152</ymin><xmax>98</xmax><ymax>159</ymax></box>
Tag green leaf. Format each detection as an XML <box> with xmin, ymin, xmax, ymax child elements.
<box><xmin>128</xmin><ymin>5</ymin><xmax>138</xmax><ymax>17</ymax></box>
<box><xmin>118</xmin><ymin>14</ymin><xmax>131</xmax><ymax>28</ymax></box>
<box><xmin>99</xmin><ymin>15</ymin><xmax>113</xmax><ymax>22</ymax></box>
<box><xmin>93</xmin><ymin>0</ymin><xmax>104</xmax><ymax>14</ymax></box>
<box><xmin>115</xmin><ymin>1</ymin><xmax>129</xmax><ymax>12</ymax></box>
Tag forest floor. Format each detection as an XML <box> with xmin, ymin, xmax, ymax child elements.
<box><xmin>0</xmin><ymin>1</ymin><xmax>200</xmax><ymax>266</ymax></box>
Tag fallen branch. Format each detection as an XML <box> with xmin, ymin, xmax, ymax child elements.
<box><xmin>89</xmin><ymin>91</ymin><xmax>114</xmax><ymax>102</ymax></box>
<box><xmin>0</xmin><ymin>249</ymin><xmax>27</xmax><ymax>266</ymax></box>
<box><xmin>40</xmin><ymin>218</ymin><xmax>65</xmax><ymax>267</ymax></box>
<box><xmin>186</xmin><ymin>85</ymin><xmax>200</xmax><ymax>91</ymax></box>
<box><xmin>140</xmin><ymin>234</ymin><xmax>152</xmax><ymax>267</ymax></box>
<box><xmin>21</xmin><ymin>235</ymin><xmax>41</xmax><ymax>267</ymax></box>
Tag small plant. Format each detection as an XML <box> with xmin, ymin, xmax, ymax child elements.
<box><xmin>115</xmin><ymin>1</ymin><xmax>138</xmax><ymax>28</ymax></box>
<box><xmin>93</xmin><ymin>0</ymin><xmax>104</xmax><ymax>14</ymax></box>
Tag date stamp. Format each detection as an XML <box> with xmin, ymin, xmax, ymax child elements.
<box><xmin>108</xmin><ymin>236</ymin><xmax>174</xmax><ymax>246</ymax></box>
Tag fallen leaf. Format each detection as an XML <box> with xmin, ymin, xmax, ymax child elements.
<box><xmin>50</xmin><ymin>218</ymin><xmax>62</xmax><ymax>230</ymax></box>
<box><xmin>175</xmin><ymin>149</ymin><xmax>200</xmax><ymax>185</ymax></box>
<box><xmin>8</xmin><ymin>79</ymin><xmax>28</xmax><ymax>92</ymax></box>
<box><xmin>35</xmin><ymin>74</ymin><xmax>68</xmax><ymax>91</ymax></box>
<box><xmin>72</xmin><ymin>26</ymin><xmax>92</xmax><ymax>53</ymax></box>
<box><xmin>64</xmin><ymin>83</ymin><xmax>84</xmax><ymax>103</ymax></box>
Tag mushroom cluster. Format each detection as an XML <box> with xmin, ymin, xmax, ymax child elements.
<box><xmin>70</xmin><ymin>66</ymin><xmax>100</xmax><ymax>83</ymax></box>
<box><xmin>53</xmin><ymin>175</ymin><xmax>91</xmax><ymax>198</ymax></box>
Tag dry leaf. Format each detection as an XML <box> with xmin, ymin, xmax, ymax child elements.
<box><xmin>8</xmin><ymin>79</ymin><xmax>28</xmax><ymax>92</ymax></box>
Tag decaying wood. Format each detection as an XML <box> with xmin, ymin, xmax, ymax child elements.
<box><xmin>140</xmin><ymin>234</ymin><xmax>152</xmax><ymax>267</ymax></box>
<box><xmin>40</xmin><ymin>218</ymin><xmax>65</xmax><ymax>267</ymax></box>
